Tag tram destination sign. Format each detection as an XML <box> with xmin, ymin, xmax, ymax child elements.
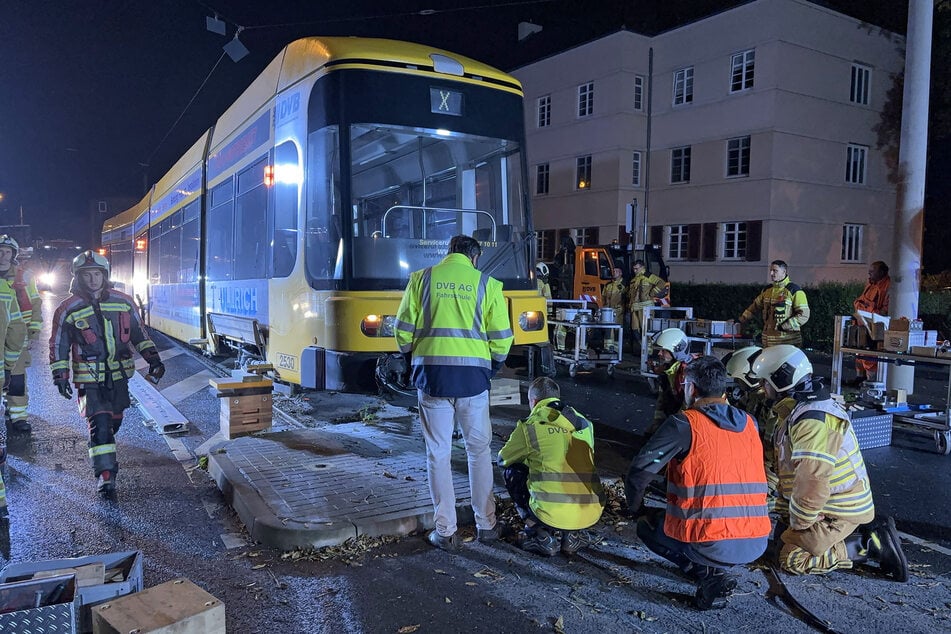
<box><xmin>430</xmin><ymin>88</ymin><xmax>463</xmax><ymax>117</ymax></box>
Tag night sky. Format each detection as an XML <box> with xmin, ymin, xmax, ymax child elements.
<box><xmin>0</xmin><ymin>1</ymin><xmax>913</xmax><ymax>247</ymax></box>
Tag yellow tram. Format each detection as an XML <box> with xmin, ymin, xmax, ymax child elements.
<box><xmin>101</xmin><ymin>37</ymin><xmax>548</xmax><ymax>391</ymax></box>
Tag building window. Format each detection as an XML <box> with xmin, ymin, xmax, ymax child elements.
<box><xmin>576</xmin><ymin>155</ymin><xmax>592</xmax><ymax>190</ymax></box>
<box><xmin>574</xmin><ymin>226</ymin><xmax>599</xmax><ymax>247</ymax></box>
<box><xmin>537</xmin><ymin>95</ymin><xmax>551</xmax><ymax>127</ymax></box>
<box><xmin>536</xmin><ymin>229</ymin><xmax>556</xmax><ymax>261</ymax></box>
<box><xmin>632</xmin><ymin>151</ymin><xmax>642</xmax><ymax>186</ymax></box>
<box><xmin>667</xmin><ymin>225</ymin><xmax>689</xmax><ymax>260</ymax></box>
<box><xmin>634</xmin><ymin>75</ymin><xmax>645</xmax><ymax>111</ymax></box>
<box><xmin>727</xmin><ymin>136</ymin><xmax>751</xmax><ymax>177</ymax></box>
<box><xmin>850</xmin><ymin>63</ymin><xmax>871</xmax><ymax>106</ymax></box>
<box><xmin>673</xmin><ymin>67</ymin><xmax>694</xmax><ymax>106</ymax></box>
<box><xmin>846</xmin><ymin>144</ymin><xmax>868</xmax><ymax>184</ymax></box>
<box><xmin>722</xmin><ymin>222</ymin><xmax>748</xmax><ymax>260</ymax></box>
<box><xmin>842</xmin><ymin>224</ymin><xmax>864</xmax><ymax>262</ymax></box>
<box><xmin>535</xmin><ymin>163</ymin><xmax>550</xmax><ymax>195</ymax></box>
<box><xmin>578</xmin><ymin>82</ymin><xmax>594</xmax><ymax>117</ymax></box>
<box><xmin>730</xmin><ymin>49</ymin><xmax>755</xmax><ymax>93</ymax></box>
<box><xmin>671</xmin><ymin>146</ymin><xmax>691</xmax><ymax>183</ymax></box>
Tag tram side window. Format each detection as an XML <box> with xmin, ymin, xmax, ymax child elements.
<box><xmin>207</xmin><ymin>178</ymin><xmax>235</xmax><ymax>281</ymax></box>
<box><xmin>234</xmin><ymin>157</ymin><xmax>269</xmax><ymax>280</ymax></box>
<box><xmin>181</xmin><ymin>201</ymin><xmax>200</xmax><ymax>283</ymax></box>
<box><xmin>159</xmin><ymin>210</ymin><xmax>183</xmax><ymax>284</ymax></box>
<box><xmin>306</xmin><ymin>126</ymin><xmax>342</xmax><ymax>282</ymax></box>
<box><xmin>272</xmin><ymin>142</ymin><xmax>299</xmax><ymax>278</ymax></box>
<box><xmin>149</xmin><ymin>225</ymin><xmax>162</xmax><ymax>285</ymax></box>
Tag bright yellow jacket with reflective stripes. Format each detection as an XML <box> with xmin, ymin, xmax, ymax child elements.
<box><xmin>395</xmin><ymin>253</ymin><xmax>513</xmax><ymax>397</ymax></box>
<box><xmin>0</xmin><ymin>279</ymin><xmax>25</xmax><ymax>383</ymax></box>
<box><xmin>498</xmin><ymin>397</ymin><xmax>605</xmax><ymax>530</ymax></box>
<box><xmin>3</xmin><ymin>266</ymin><xmax>42</xmax><ymax>336</ymax></box>
<box><xmin>49</xmin><ymin>288</ymin><xmax>160</xmax><ymax>385</ymax></box>
<box><xmin>773</xmin><ymin>396</ymin><xmax>875</xmax><ymax>529</ymax></box>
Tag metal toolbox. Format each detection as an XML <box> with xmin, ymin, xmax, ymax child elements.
<box><xmin>0</xmin><ymin>550</ymin><xmax>143</xmax><ymax>633</ymax></box>
<box><xmin>0</xmin><ymin>573</ymin><xmax>79</xmax><ymax>633</ymax></box>
<box><xmin>850</xmin><ymin>411</ymin><xmax>893</xmax><ymax>450</ymax></box>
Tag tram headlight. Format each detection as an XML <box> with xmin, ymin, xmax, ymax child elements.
<box><xmin>361</xmin><ymin>314</ymin><xmax>397</xmax><ymax>337</ymax></box>
<box><xmin>39</xmin><ymin>272</ymin><xmax>56</xmax><ymax>288</ymax></box>
<box><xmin>518</xmin><ymin>311</ymin><xmax>545</xmax><ymax>332</ymax></box>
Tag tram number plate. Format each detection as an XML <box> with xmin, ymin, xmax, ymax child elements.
<box><xmin>278</xmin><ymin>354</ymin><xmax>297</xmax><ymax>370</ymax></box>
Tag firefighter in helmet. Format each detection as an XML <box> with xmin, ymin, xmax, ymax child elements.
<box><xmin>0</xmin><ymin>235</ymin><xmax>42</xmax><ymax>434</ymax></box>
<box><xmin>49</xmin><ymin>250</ymin><xmax>165</xmax><ymax>496</ymax></box>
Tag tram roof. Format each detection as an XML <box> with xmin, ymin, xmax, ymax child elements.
<box><xmin>103</xmin><ymin>193</ymin><xmax>150</xmax><ymax>233</ymax></box>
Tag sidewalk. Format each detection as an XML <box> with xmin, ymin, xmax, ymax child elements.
<box><xmin>207</xmin><ymin>393</ymin><xmax>524</xmax><ymax>550</ymax></box>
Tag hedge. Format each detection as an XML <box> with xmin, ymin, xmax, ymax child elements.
<box><xmin>672</xmin><ymin>281</ymin><xmax>951</xmax><ymax>351</ymax></box>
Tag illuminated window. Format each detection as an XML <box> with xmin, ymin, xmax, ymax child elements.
<box><xmin>730</xmin><ymin>49</ymin><xmax>755</xmax><ymax>93</ymax></box>
<box><xmin>850</xmin><ymin>63</ymin><xmax>871</xmax><ymax>105</ymax></box>
<box><xmin>575</xmin><ymin>156</ymin><xmax>592</xmax><ymax>190</ymax></box>
<box><xmin>673</xmin><ymin>67</ymin><xmax>693</xmax><ymax>106</ymax></box>
<box><xmin>578</xmin><ymin>82</ymin><xmax>594</xmax><ymax>117</ymax></box>
<box><xmin>634</xmin><ymin>75</ymin><xmax>645</xmax><ymax>111</ymax></box>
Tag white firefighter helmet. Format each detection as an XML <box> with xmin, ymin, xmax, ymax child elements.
<box><xmin>724</xmin><ymin>345</ymin><xmax>763</xmax><ymax>389</ymax></box>
<box><xmin>536</xmin><ymin>261</ymin><xmax>549</xmax><ymax>278</ymax></box>
<box><xmin>652</xmin><ymin>328</ymin><xmax>688</xmax><ymax>357</ymax></box>
<box><xmin>0</xmin><ymin>235</ymin><xmax>19</xmax><ymax>260</ymax></box>
<box><xmin>72</xmin><ymin>250</ymin><xmax>111</xmax><ymax>277</ymax></box>
<box><xmin>748</xmin><ymin>344</ymin><xmax>812</xmax><ymax>393</ymax></box>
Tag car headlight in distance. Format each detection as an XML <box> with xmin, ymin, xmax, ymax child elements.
<box><xmin>361</xmin><ymin>314</ymin><xmax>397</xmax><ymax>337</ymax></box>
<box><xmin>519</xmin><ymin>311</ymin><xmax>545</xmax><ymax>331</ymax></box>
<box><xmin>39</xmin><ymin>272</ymin><xmax>56</xmax><ymax>287</ymax></box>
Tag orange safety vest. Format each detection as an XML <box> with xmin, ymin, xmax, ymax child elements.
<box><xmin>664</xmin><ymin>408</ymin><xmax>771</xmax><ymax>543</ymax></box>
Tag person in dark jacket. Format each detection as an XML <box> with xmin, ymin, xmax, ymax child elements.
<box><xmin>49</xmin><ymin>251</ymin><xmax>165</xmax><ymax>496</ymax></box>
<box><xmin>625</xmin><ymin>355</ymin><xmax>770</xmax><ymax>610</ymax></box>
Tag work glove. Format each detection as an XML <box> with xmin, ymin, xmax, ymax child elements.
<box><xmin>146</xmin><ymin>361</ymin><xmax>166</xmax><ymax>384</ymax></box>
<box><xmin>55</xmin><ymin>378</ymin><xmax>73</xmax><ymax>400</ymax></box>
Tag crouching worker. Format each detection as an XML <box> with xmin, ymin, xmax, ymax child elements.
<box><xmin>748</xmin><ymin>345</ymin><xmax>908</xmax><ymax>581</ymax></box>
<box><xmin>625</xmin><ymin>356</ymin><xmax>770</xmax><ymax>610</ymax></box>
<box><xmin>498</xmin><ymin>377</ymin><xmax>604</xmax><ymax>556</ymax></box>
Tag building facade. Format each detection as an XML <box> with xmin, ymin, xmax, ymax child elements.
<box><xmin>513</xmin><ymin>0</ymin><xmax>903</xmax><ymax>284</ymax></box>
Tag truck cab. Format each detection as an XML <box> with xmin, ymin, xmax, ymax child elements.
<box><xmin>549</xmin><ymin>239</ymin><xmax>615</xmax><ymax>305</ymax></box>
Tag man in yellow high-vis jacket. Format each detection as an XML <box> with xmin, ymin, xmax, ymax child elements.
<box><xmin>0</xmin><ymin>235</ymin><xmax>42</xmax><ymax>433</ymax></box>
<box><xmin>395</xmin><ymin>235</ymin><xmax>513</xmax><ymax>551</ymax></box>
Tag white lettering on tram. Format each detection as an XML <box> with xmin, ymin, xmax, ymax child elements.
<box><xmin>217</xmin><ymin>287</ymin><xmax>258</xmax><ymax>316</ymax></box>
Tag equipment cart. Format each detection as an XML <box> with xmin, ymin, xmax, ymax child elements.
<box><xmin>832</xmin><ymin>315</ymin><xmax>951</xmax><ymax>454</ymax></box>
<box><xmin>548</xmin><ymin>300</ymin><xmax>623</xmax><ymax>378</ymax></box>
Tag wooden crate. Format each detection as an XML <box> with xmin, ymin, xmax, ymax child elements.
<box><xmin>92</xmin><ymin>578</ymin><xmax>224</xmax><ymax>634</ymax></box>
<box><xmin>490</xmin><ymin>378</ymin><xmax>521</xmax><ymax>406</ymax></box>
<box><xmin>219</xmin><ymin>393</ymin><xmax>273</xmax><ymax>439</ymax></box>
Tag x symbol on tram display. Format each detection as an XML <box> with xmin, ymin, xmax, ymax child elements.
<box><xmin>439</xmin><ymin>91</ymin><xmax>450</xmax><ymax>111</ymax></box>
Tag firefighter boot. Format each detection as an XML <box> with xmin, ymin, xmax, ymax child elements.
<box><xmin>517</xmin><ymin>526</ymin><xmax>558</xmax><ymax>557</ymax></box>
<box><xmin>560</xmin><ymin>530</ymin><xmax>585</xmax><ymax>555</ymax></box>
<box><xmin>97</xmin><ymin>470</ymin><xmax>116</xmax><ymax>496</ymax></box>
<box><xmin>850</xmin><ymin>516</ymin><xmax>908</xmax><ymax>582</ymax></box>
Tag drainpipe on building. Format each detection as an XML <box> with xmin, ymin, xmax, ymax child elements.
<box><xmin>642</xmin><ymin>47</ymin><xmax>653</xmax><ymax>246</ymax></box>
<box><xmin>889</xmin><ymin>0</ymin><xmax>932</xmax><ymax>394</ymax></box>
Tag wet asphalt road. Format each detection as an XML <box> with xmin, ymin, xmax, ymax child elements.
<box><xmin>2</xmin><ymin>290</ymin><xmax>951</xmax><ymax>632</ymax></box>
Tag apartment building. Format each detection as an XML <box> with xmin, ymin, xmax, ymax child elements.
<box><xmin>513</xmin><ymin>0</ymin><xmax>904</xmax><ymax>284</ymax></box>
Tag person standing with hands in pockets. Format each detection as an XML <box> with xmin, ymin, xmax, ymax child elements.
<box><xmin>49</xmin><ymin>251</ymin><xmax>165</xmax><ymax>497</ymax></box>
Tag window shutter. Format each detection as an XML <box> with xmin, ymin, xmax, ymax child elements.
<box><xmin>687</xmin><ymin>224</ymin><xmax>701</xmax><ymax>261</ymax></box>
<box><xmin>650</xmin><ymin>225</ymin><xmax>663</xmax><ymax>247</ymax></box>
<box><xmin>746</xmin><ymin>220</ymin><xmax>762</xmax><ymax>261</ymax></box>
<box><xmin>587</xmin><ymin>226</ymin><xmax>600</xmax><ymax>245</ymax></box>
<box><xmin>702</xmin><ymin>223</ymin><xmax>718</xmax><ymax>261</ymax></box>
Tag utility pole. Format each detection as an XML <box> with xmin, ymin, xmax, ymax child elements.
<box><xmin>889</xmin><ymin>0</ymin><xmax>933</xmax><ymax>393</ymax></box>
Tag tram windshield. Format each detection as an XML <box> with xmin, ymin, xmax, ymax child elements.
<box><xmin>308</xmin><ymin>123</ymin><xmax>531</xmax><ymax>290</ymax></box>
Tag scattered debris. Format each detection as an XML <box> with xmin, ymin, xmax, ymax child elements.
<box><xmin>279</xmin><ymin>534</ymin><xmax>401</xmax><ymax>564</ymax></box>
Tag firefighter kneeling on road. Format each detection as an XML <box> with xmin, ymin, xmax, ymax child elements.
<box><xmin>49</xmin><ymin>251</ymin><xmax>165</xmax><ymax>497</ymax></box>
<box><xmin>498</xmin><ymin>377</ymin><xmax>604</xmax><ymax>556</ymax></box>
<box><xmin>625</xmin><ymin>355</ymin><xmax>770</xmax><ymax>610</ymax></box>
<box><xmin>748</xmin><ymin>345</ymin><xmax>908</xmax><ymax>581</ymax></box>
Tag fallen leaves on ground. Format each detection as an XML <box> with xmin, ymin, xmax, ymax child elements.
<box><xmin>280</xmin><ymin>534</ymin><xmax>401</xmax><ymax>564</ymax></box>
<box><xmin>397</xmin><ymin>625</ymin><xmax>420</xmax><ymax>633</ymax></box>
<box><xmin>473</xmin><ymin>567</ymin><xmax>505</xmax><ymax>582</ymax></box>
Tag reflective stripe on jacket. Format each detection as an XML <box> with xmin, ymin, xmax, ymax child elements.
<box><xmin>773</xmin><ymin>397</ymin><xmax>875</xmax><ymax>528</ymax></box>
<box><xmin>49</xmin><ymin>288</ymin><xmax>160</xmax><ymax>385</ymax></box>
<box><xmin>0</xmin><ymin>280</ymin><xmax>25</xmax><ymax>382</ymax></box>
<box><xmin>665</xmin><ymin>408</ymin><xmax>771</xmax><ymax>543</ymax></box>
<box><xmin>394</xmin><ymin>253</ymin><xmax>513</xmax><ymax>397</ymax></box>
<box><xmin>498</xmin><ymin>397</ymin><xmax>604</xmax><ymax>530</ymax></box>
<box><xmin>740</xmin><ymin>277</ymin><xmax>809</xmax><ymax>345</ymax></box>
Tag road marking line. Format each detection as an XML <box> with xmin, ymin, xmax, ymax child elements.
<box><xmin>134</xmin><ymin>347</ymin><xmax>184</xmax><ymax>370</ymax></box>
<box><xmin>161</xmin><ymin>370</ymin><xmax>216</xmax><ymax>405</ymax></box>
<box><xmin>898</xmin><ymin>531</ymin><xmax>951</xmax><ymax>557</ymax></box>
